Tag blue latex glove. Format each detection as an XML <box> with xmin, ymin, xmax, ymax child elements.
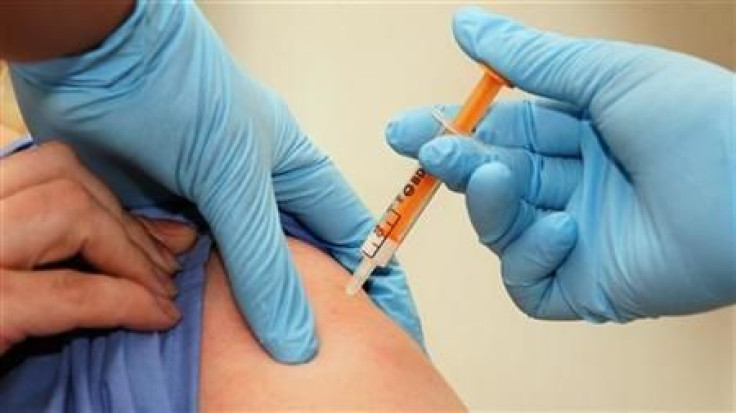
<box><xmin>387</xmin><ymin>7</ymin><xmax>735</xmax><ymax>322</ymax></box>
<box><xmin>10</xmin><ymin>0</ymin><xmax>422</xmax><ymax>362</ymax></box>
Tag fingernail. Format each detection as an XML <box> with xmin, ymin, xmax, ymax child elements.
<box><xmin>155</xmin><ymin>268</ymin><xmax>178</xmax><ymax>297</ymax></box>
<box><xmin>157</xmin><ymin>243</ymin><xmax>182</xmax><ymax>272</ymax></box>
<box><xmin>148</xmin><ymin>249</ymin><xmax>176</xmax><ymax>277</ymax></box>
<box><xmin>165</xmin><ymin>281</ymin><xmax>178</xmax><ymax>297</ymax></box>
<box><xmin>155</xmin><ymin>296</ymin><xmax>181</xmax><ymax>321</ymax></box>
<box><xmin>265</xmin><ymin>335</ymin><xmax>318</xmax><ymax>365</ymax></box>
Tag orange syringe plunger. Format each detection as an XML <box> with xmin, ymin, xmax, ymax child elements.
<box><xmin>346</xmin><ymin>66</ymin><xmax>508</xmax><ymax>295</ymax></box>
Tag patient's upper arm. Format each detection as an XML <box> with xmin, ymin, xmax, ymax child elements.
<box><xmin>200</xmin><ymin>238</ymin><xmax>465</xmax><ymax>411</ymax></box>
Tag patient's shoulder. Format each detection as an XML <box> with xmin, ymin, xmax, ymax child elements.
<box><xmin>199</xmin><ymin>238</ymin><xmax>465</xmax><ymax>411</ymax></box>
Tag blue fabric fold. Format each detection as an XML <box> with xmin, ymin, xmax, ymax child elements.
<box><xmin>0</xmin><ymin>206</ymin><xmax>329</xmax><ymax>413</ymax></box>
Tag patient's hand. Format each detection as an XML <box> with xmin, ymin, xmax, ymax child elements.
<box><xmin>201</xmin><ymin>238</ymin><xmax>465</xmax><ymax>411</ymax></box>
<box><xmin>0</xmin><ymin>141</ymin><xmax>196</xmax><ymax>355</ymax></box>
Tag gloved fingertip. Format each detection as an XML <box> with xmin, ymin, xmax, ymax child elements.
<box><xmin>452</xmin><ymin>6</ymin><xmax>492</xmax><ymax>35</ymax></box>
<box><xmin>467</xmin><ymin>161</ymin><xmax>515</xmax><ymax>201</ymax></box>
<box><xmin>466</xmin><ymin>161</ymin><xmax>525</xmax><ymax>251</ymax></box>
<box><xmin>418</xmin><ymin>138</ymin><xmax>455</xmax><ymax>171</ymax></box>
<box><xmin>263</xmin><ymin>332</ymin><xmax>319</xmax><ymax>365</ymax></box>
<box><xmin>385</xmin><ymin>120</ymin><xmax>418</xmax><ymax>158</ymax></box>
<box><xmin>547</xmin><ymin>211</ymin><xmax>576</xmax><ymax>237</ymax></box>
<box><xmin>452</xmin><ymin>7</ymin><xmax>522</xmax><ymax>65</ymax></box>
<box><xmin>386</xmin><ymin>108</ymin><xmax>445</xmax><ymax>158</ymax></box>
<box><xmin>385</xmin><ymin>118</ymin><xmax>399</xmax><ymax>144</ymax></box>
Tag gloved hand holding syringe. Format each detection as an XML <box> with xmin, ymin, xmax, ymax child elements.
<box><xmin>347</xmin><ymin>66</ymin><xmax>508</xmax><ymax>295</ymax></box>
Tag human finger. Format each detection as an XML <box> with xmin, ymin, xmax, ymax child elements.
<box><xmin>465</xmin><ymin>162</ymin><xmax>539</xmax><ymax>254</ymax></box>
<box><xmin>202</xmin><ymin>171</ymin><xmax>317</xmax><ymax>364</ymax></box>
<box><xmin>385</xmin><ymin>105</ymin><xmax>460</xmax><ymax>158</ymax></box>
<box><xmin>123</xmin><ymin>214</ymin><xmax>181</xmax><ymax>272</ymax></box>
<box><xmin>273</xmin><ymin>140</ymin><xmax>424</xmax><ymax>346</ymax></box>
<box><xmin>452</xmin><ymin>7</ymin><xmax>641</xmax><ymax>108</ymax></box>
<box><xmin>500</xmin><ymin>212</ymin><xmax>578</xmax><ymax>320</ymax></box>
<box><xmin>419</xmin><ymin>137</ymin><xmax>581</xmax><ymax>209</ymax></box>
<box><xmin>0</xmin><ymin>269</ymin><xmax>180</xmax><ymax>354</ymax></box>
<box><xmin>136</xmin><ymin>217</ymin><xmax>198</xmax><ymax>255</ymax></box>
<box><xmin>474</xmin><ymin>101</ymin><xmax>583</xmax><ymax>156</ymax></box>
<box><xmin>0</xmin><ymin>141</ymin><xmax>178</xmax><ymax>273</ymax></box>
<box><xmin>0</xmin><ymin>179</ymin><xmax>176</xmax><ymax>296</ymax></box>
<box><xmin>386</xmin><ymin>101</ymin><xmax>583</xmax><ymax>159</ymax></box>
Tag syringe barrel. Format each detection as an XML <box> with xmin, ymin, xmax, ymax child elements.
<box><xmin>360</xmin><ymin>168</ymin><xmax>440</xmax><ymax>266</ymax></box>
<box><xmin>360</xmin><ymin>66</ymin><xmax>507</xmax><ymax>267</ymax></box>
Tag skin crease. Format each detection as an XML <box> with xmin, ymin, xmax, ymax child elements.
<box><xmin>2</xmin><ymin>70</ymin><xmax>460</xmax><ymax>410</ymax></box>
<box><xmin>0</xmin><ymin>141</ymin><xmax>194</xmax><ymax>355</ymax></box>
<box><xmin>0</xmin><ymin>6</ymin><xmax>461</xmax><ymax>406</ymax></box>
<box><xmin>200</xmin><ymin>239</ymin><xmax>466</xmax><ymax>412</ymax></box>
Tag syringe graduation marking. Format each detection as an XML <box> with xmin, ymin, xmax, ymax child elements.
<box><xmin>363</xmin><ymin>167</ymin><xmax>430</xmax><ymax>258</ymax></box>
<box><xmin>347</xmin><ymin>66</ymin><xmax>508</xmax><ymax>296</ymax></box>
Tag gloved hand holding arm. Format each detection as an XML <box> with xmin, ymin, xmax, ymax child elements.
<box><xmin>387</xmin><ymin>7</ymin><xmax>735</xmax><ymax>321</ymax></box>
<box><xmin>6</xmin><ymin>0</ymin><xmax>422</xmax><ymax>363</ymax></box>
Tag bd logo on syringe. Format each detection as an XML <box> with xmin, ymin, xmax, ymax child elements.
<box><xmin>402</xmin><ymin>167</ymin><xmax>427</xmax><ymax>197</ymax></box>
<box><xmin>371</xmin><ymin>167</ymin><xmax>429</xmax><ymax>243</ymax></box>
<box><xmin>346</xmin><ymin>65</ymin><xmax>508</xmax><ymax>296</ymax></box>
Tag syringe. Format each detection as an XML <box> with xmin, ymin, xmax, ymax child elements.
<box><xmin>346</xmin><ymin>65</ymin><xmax>508</xmax><ymax>295</ymax></box>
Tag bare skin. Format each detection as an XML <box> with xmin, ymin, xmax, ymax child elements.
<box><xmin>201</xmin><ymin>239</ymin><xmax>466</xmax><ymax>412</ymax></box>
<box><xmin>0</xmin><ymin>2</ymin><xmax>195</xmax><ymax>354</ymax></box>
<box><xmin>0</xmin><ymin>141</ymin><xmax>196</xmax><ymax>354</ymax></box>
<box><xmin>0</xmin><ymin>1</ymin><xmax>134</xmax><ymax>61</ymax></box>
<box><xmin>1</xmin><ymin>7</ymin><xmax>463</xmax><ymax>406</ymax></box>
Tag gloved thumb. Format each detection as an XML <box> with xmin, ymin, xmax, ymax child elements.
<box><xmin>452</xmin><ymin>7</ymin><xmax>635</xmax><ymax>108</ymax></box>
<box><xmin>199</xmin><ymin>176</ymin><xmax>317</xmax><ymax>364</ymax></box>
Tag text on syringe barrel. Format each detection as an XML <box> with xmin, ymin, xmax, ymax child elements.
<box><xmin>361</xmin><ymin>167</ymin><xmax>441</xmax><ymax>263</ymax></box>
<box><xmin>360</xmin><ymin>66</ymin><xmax>508</xmax><ymax>266</ymax></box>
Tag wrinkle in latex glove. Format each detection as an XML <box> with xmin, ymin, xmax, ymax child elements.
<box><xmin>386</xmin><ymin>7</ymin><xmax>735</xmax><ymax>322</ymax></box>
<box><xmin>10</xmin><ymin>0</ymin><xmax>423</xmax><ymax>362</ymax></box>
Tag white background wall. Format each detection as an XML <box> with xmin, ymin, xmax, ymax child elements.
<box><xmin>200</xmin><ymin>1</ymin><xmax>734</xmax><ymax>411</ymax></box>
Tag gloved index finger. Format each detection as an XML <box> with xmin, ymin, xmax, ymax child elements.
<box><xmin>202</xmin><ymin>163</ymin><xmax>318</xmax><ymax>364</ymax></box>
<box><xmin>452</xmin><ymin>7</ymin><xmax>636</xmax><ymax>110</ymax></box>
<box><xmin>475</xmin><ymin>101</ymin><xmax>583</xmax><ymax>157</ymax></box>
<box><xmin>387</xmin><ymin>101</ymin><xmax>583</xmax><ymax>159</ymax></box>
<box><xmin>272</xmin><ymin>138</ymin><xmax>424</xmax><ymax>346</ymax></box>
<box><xmin>386</xmin><ymin>105</ymin><xmax>460</xmax><ymax>159</ymax></box>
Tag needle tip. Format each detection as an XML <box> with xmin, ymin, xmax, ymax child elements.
<box><xmin>345</xmin><ymin>258</ymin><xmax>377</xmax><ymax>296</ymax></box>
